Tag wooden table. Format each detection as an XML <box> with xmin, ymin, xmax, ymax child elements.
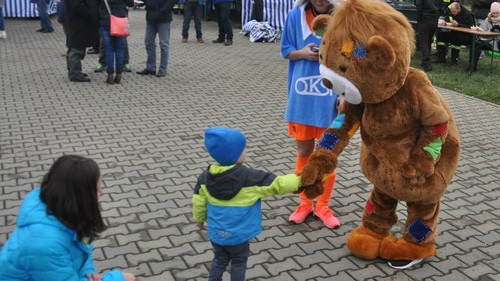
<box><xmin>437</xmin><ymin>24</ymin><xmax>500</xmax><ymax>74</ymax></box>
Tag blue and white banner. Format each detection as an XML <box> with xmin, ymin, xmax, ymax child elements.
<box><xmin>241</xmin><ymin>0</ymin><xmax>293</xmax><ymax>31</ymax></box>
<box><xmin>263</xmin><ymin>0</ymin><xmax>293</xmax><ymax>31</ymax></box>
<box><xmin>3</xmin><ymin>0</ymin><xmax>57</xmax><ymax>18</ymax></box>
<box><xmin>241</xmin><ymin>0</ymin><xmax>253</xmax><ymax>28</ymax></box>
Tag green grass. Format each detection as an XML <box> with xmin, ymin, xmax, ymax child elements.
<box><xmin>410</xmin><ymin>49</ymin><xmax>500</xmax><ymax>104</ymax></box>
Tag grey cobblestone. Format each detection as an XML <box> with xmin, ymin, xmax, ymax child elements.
<box><xmin>1</xmin><ymin>11</ymin><xmax>499</xmax><ymax>281</ymax></box>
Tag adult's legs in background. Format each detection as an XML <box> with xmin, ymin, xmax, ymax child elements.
<box><xmin>219</xmin><ymin>2</ymin><xmax>232</xmax><ymax>41</ymax></box>
<box><xmin>193</xmin><ymin>2</ymin><xmax>203</xmax><ymax>40</ymax></box>
<box><xmin>182</xmin><ymin>2</ymin><xmax>193</xmax><ymax>39</ymax></box>
<box><xmin>1</xmin><ymin>7</ymin><xmax>6</xmax><ymax>39</ymax></box>
<box><xmin>67</xmin><ymin>48</ymin><xmax>88</xmax><ymax>81</ymax></box>
<box><xmin>145</xmin><ymin>22</ymin><xmax>158</xmax><ymax>71</ymax></box>
<box><xmin>37</xmin><ymin>0</ymin><xmax>54</xmax><ymax>32</ymax></box>
<box><xmin>157</xmin><ymin>21</ymin><xmax>171</xmax><ymax>73</ymax></box>
<box><xmin>418</xmin><ymin>20</ymin><xmax>438</xmax><ymax>71</ymax></box>
<box><xmin>214</xmin><ymin>3</ymin><xmax>225</xmax><ymax>41</ymax></box>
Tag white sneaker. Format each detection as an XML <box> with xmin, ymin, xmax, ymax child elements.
<box><xmin>0</xmin><ymin>31</ymin><xmax>6</xmax><ymax>39</ymax></box>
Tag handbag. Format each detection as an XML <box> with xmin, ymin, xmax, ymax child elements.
<box><xmin>103</xmin><ymin>0</ymin><xmax>130</xmax><ymax>37</ymax></box>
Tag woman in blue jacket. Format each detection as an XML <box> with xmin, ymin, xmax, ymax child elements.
<box><xmin>0</xmin><ymin>155</ymin><xmax>137</xmax><ymax>281</ymax></box>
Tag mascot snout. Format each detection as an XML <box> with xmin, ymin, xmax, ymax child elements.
<box><xmin>319</xmin><ymin>64</ymin><xmax>362</xmax><ymax>104</ymax></box>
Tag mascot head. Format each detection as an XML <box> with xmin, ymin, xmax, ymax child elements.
<box><xmin>313</xmin><ymin>0</ymin><xmax>415</xmax><ymax>104</ymax></box>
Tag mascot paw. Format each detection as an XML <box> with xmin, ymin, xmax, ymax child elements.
<box><xmin>300</xmin><ymin>165</ymin><xmax>320</xmax><ymax>186</ymax></box>
<box><xmin>403</xmin><ymin>159</ymin><xmax>435</xmax><ymax>185</ymax></box>
<box><xmin>299</xmin><ymin>181</ymin><xmax>324</xmax><ymax>199</ymax></box>
<box><xmin>379</xmin><ymin>236</ymin><xmax>436</xmax><ymax>260</ymax></box>
<box><xmin>346</xmin><ymin>226</ymin><xmax>390</xmax><ymax>260</ymax></box>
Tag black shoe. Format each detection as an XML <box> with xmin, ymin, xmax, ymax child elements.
<box><xmin>87</xmin><ymin>47</ymin><xmax>99</xmax><ymax>54</ymax></box>
<box><xmin>387</xmin><ymin>259</ymin><xmax>423</xmax><ymax>269</ymax></box>
<box><xmin>450</xmin><ymin>58</ymin><xmax>458</xmax><ymax>65</ymax></box>
<box><xmin>212</xmin><ymin>38</ymin><xmax>224</xmax><ymax>43</ymax></box>
<box><xmin>224</xmin><ymin>39</ymin><xmax>233</xmax><ymax>46</ymax></box>
<box><xmin>36</xmin><ymin>28</ymin><xmax>45</xmax><ymax>32</ymax></box>
<box><xmin>81</xmin><ymin>73</ymin><xmax>88</xmax><ymax>77</ymax></box>
<box><xmin>136</xmin><ymin>69</ymin><xmax>156</xmax><ymax>75</ymax></box>
<box><xmin>423</xmin><ymin>64</ymin><xmax>432</xmax><ymax>72</ymax></box>
<box><xmin>41</xmin><ymin>29</ymin><xmax>54</xmax><ymax>33</ymax></box>
<box><xmin>156</xmin><ymin>70</ymin><xmax>166</xmax><ymax>77</ymax></box>
<box><xmin>70</xmin><ymin>75</ymin><xmax>91</xmax><ymax>82</ymax></box>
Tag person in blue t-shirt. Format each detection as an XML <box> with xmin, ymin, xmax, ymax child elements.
<box><xmin>281</xmin><ymin>0</ymin><xmax>341</xmax><ymax>229</ymax></box>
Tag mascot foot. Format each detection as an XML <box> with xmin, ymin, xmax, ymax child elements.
<box><xmin>379</xmin><ymin>236</ymin><xmax>436</xmax><ymax>260</ymax></box>
<box><xmin>346</xmin><ymin>226</ymin><xmax>389</xmax><ymax>260</ymax></box>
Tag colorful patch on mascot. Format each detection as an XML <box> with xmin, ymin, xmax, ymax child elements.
<box><xmin>299</xmin><ymin>0</ymin><xmax>461</xmax><ymax>268</ymax></box>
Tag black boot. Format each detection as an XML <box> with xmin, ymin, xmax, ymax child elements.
<box><xmin>114</xmin><ymin>69</ymin><xmax>122</xmax><ymax>84</ymax></box>
<box><xmin>450</xmin><ymin>49</ymin><xmax>459</xmax><ymax>65</ymax></box>
<box><xmin>106</xmin><ymin>68</ymin><xmax>114</xmax><ymax>84</ymax></box>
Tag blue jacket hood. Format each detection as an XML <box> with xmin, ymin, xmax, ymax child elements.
<box><xmin>17</xmin><ymin>187</ymin><xmax>69</xmax><ymax>233</ymax></box>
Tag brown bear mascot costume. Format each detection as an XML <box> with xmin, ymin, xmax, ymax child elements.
<box><xmin>299</xmin><ymin>0</ymin><xmax>461</xmax><ymax>268</ymax></box>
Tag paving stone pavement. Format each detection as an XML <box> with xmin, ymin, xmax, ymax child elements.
<box><xmin>1</xmin><ymin>10</ymin><xmax>499</xmax><ymax>281</ymax></box>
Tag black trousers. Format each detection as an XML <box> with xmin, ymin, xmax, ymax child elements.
<box><xmin>417</xmin><ymin>20</ymin><xmax>438</xmax><ymax>66</ymax></box>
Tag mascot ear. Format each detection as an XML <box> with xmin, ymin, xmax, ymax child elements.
<box><xmin>312</xmin><ymin>14</ymin><xmax>331</xmax><ymax>37</ymax></box>
<box><xmin>367</xmin><ymin>35</ymin><xmax>396</xmax><ymax>70</ymax></box>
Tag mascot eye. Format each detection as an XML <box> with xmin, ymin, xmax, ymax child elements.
<box><xmin>339</xmin><ymin>65</ymin><xmax>347</xmax><ymax>73</ymax></box>
<box><xmin>319</xmin><ymin>54</ymin><xmax>323</xmax><ymax>59</ymax></box>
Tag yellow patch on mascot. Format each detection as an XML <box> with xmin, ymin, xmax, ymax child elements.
<box><xmin>300</xmin><ymin>0</ymin><xmax>461</xmax><ymax>269</ymax></box>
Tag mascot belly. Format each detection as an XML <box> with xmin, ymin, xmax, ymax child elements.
<box><xmin>299</xmin><ymin>0</ymin><xmax>460</xmax><ymax>267</ymax></box>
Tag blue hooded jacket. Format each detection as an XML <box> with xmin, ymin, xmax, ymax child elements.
<box><xmin>0</xmin><ymin>188</ymin><xmax>124</xmax><ymax>281</ymax></box>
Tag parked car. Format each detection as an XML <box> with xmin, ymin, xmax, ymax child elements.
<box><xmin>385</xmin><ymin>0</ymin><xmax>417</xmax><ymax>21</ymax></box>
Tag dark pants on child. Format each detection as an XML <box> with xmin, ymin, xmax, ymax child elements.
<box><xmin>208</xmin><ymin>241</ymin><xmax>249</xmax><ymax>281</ymax></box>
<box><xmin>182</xmin><ymin>1</ymin><xmax>203</xmax><ymax>39</ymax></box>
<box><xmin>214</xmin><ymin>2</ymin><xmax>232</xmax><ymax>41</ymax></box>
<box><xmin>417</xmin><ymin>20</ymin><xmax>438</xmax><ymax>69</ymax></box>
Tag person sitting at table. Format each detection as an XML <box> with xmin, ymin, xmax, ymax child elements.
<box><xmin>468</xmin><ymin>2</ymin><xmax>500</xmax><ymax>72</ymax></box>
<box><xmin>435</xmin><ymin>2</ymin><xmax>475</xmax><ymax>64</ymax></box>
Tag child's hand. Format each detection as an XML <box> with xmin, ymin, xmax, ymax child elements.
<box><xmin>196</xmin><ymin>222</ymin><xmax>205</xmax><ymax>230</ymax></box>
<box><xmin>301</xmin><ymin>43</ymin><xmax>320</xmax><ymax>61</ymax></box>
<box><xmin>86</xmin><ymin>273</ymin><xmax>102</xmax><ymax>281</ymax></box>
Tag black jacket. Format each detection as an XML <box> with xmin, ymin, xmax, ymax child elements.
<box><xmin>452</xmin><ymin>5</ymin><xmax>475</xmax><ymax>28</ymax></box>
<box><xmin>99</xmin><ymin>0</ymin><xmax>134</xmax><ymax>29</ymax></box>
<box><xmin>64</xmin><ymin>0</ymin><xmax>100</xmax><ymax>48</ymax></box>
<box><xmin>416</xmin><ymin>0</ymin><xmax>442</xmax><ymax>22</ymax></box>
<box><xmin>144</xmin><ymin>0</ymin><xmax>178</xmax><ymax>23</ymax></box>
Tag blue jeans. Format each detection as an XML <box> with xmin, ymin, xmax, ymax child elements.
<box><xmin>0</xmin><ymin>7</ymin><xmax>5</xmax><ymax>31</ymax></box>
<box><xmin>215</xmin><ymin>2</ymin><xmax>232</xmax><ymax>40</ymax></box>
<box><xmin>101</xmin><ymin>29</ymin><xmax>126</xmax><ymax>72</ymax></box>
<box><xmin>145</xmin><ymin>21</ymin><xmax>171</xmax><ymax>71</ymax></box>
<box><xmin>208</xmin><ymin>241</ymin><xmax>249</xmax><ymax>281</ymax></box>
<box><xmin>182</xmin><ymin>2</ymin><xmax>202</xmax><ymax>39</ymax></box>
<box><xmin>37</xmin><ymin>0</ymin><xmax>53</xmax><ymax>31</ymax></box>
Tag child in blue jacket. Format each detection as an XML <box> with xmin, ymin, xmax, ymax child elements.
<box><xmin>193</xmin><ymin>127</ymin><xmax>303</xmax><ymax>281</ymax></box>
<box><xmin>0</xmin><ymin>155</ymin><xmax>137</xmax><ymax>281</ymax></box>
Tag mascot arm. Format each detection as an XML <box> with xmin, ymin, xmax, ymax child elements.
<box><xmin>300</xmin><ymin>102</ymin><xmax>363</xmax><ymax>199</ymax></box>
<box><xmin>403</xmin><ymin>84</ymin><xmax>450</xmax><ymax>185</ymax></box>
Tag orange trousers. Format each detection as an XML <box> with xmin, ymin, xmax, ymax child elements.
<box><xmin>295</xmin><ymin>152</ymin><xmax>336</xmax><ymax>212</ymax></box>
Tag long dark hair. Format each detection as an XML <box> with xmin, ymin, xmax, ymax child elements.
<box><xmin>40</xmin><ymin>155</ymin><xmax>106</xmax><ymax>240</ymax></box>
